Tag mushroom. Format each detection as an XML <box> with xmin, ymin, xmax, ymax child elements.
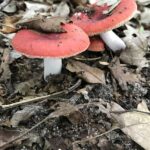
<box><xmin>71</xmin><ymin>0</ymin><xmax>137</xmax><ymax>52</ymax></box>
<box><xmin>11</xmin><ymin>23</ymin><xmax>90</xmax><ymax>80</ymax></box>
<box><xmin>88</xmin><ymin>36</ymin><xmax>105</xmax><ymax>52</ymax></box>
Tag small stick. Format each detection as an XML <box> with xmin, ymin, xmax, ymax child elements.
<box><xmin>0</xmin><ymin>113</ymin><xmax>54</xmax><ymax>149</ymax></box>
<box><xmin>0</xmin><ymin>79</ymin><xmax>81</xmax><ymax>110</ymax></box>
<box><xmin>73</xmin><ymin>125</ymin><xmax>119</xmax><ymax>146</ymax></box>
<box><xmin>74</xmin><ymin>56</ymin><xmax>102</xmax><ymax>61</ymax></box>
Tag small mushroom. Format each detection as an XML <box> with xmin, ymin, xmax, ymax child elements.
<box><xmin>71</xmin><ymin>0</ymin><xmax>137</xmax><ymax>52</ymax></box>
<box><xmin>11</xmin><ymin>23</ymin><xmax>90</xmax><ymax>80</ymax></box>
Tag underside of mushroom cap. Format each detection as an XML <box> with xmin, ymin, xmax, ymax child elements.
<box><xmin>11</xmin><ymin>23</ymin><xmax>90</xmax><ymax>58</ymax></box>
<box><xmin>71</xmin><ymin>0</ymin><xmax>137</xmax><ymax>36</ymax></box>
<box><xmin>88</xmin><ymin>36</ymin><xmax>105</xmax><ymax>51</ymax></box>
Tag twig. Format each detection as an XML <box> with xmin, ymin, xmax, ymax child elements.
<box><xmin>72</xmin><ymin>121</ymin><xmax>150</xmax><ymax>147</ymax></box>
<box><xmin>0</xmin><ymin>79</ymin><xmax>81</xmax><ymax>110</ymax></box>
<box><xmin>0</xmin><ymin>114</ymin><xmax>53</xmax><ymax>150</ymax></box>
<box><xmin>73</xmin><ymin>125</ymin><xmax>119</xmax><ymax>146</ymax></box>
<box><xmin>73</xmin><ymin>56</ymin><xmax>102</xmax><ymax>61</ymax></box>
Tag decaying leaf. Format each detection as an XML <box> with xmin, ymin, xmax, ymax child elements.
<box><xmin>50</xmin><ymin>102</ymin><xmax>83</xmax><ymax>124</ymax></box>
<box><xmin>66</xmin><ymin>60</ymin><xmax>105</xmax><ymax>84</ymax></box>
<box><xmin>0</xmin><ymin>128</ymin><xmax>20</xmax><ymax>147</ymax></box>
<box><xmin>17</xmin><ymin>16</ymin><xmax>71</xmax><ymax>33</ymax></box>
<box><xmin>120</xmin><ymin>25</ymin><xmax>149</xmax><ymax>68</ymax></box>
<box><xmin>108</xmin><ymin>58</ymin><xmax>143</xmax><ymax>91</ymax></box>
<box><xmin>14</xmin><ymin>79</ymin><xmax>36</xmax><ymax>95</ymax></box>
<box><xmin>0</xmin><ymin>48</ymin><xmax>11</xmax><ymax>82</ymax></box>
<box><xmin>110</xmin><ymin>101</ymin><xmax>150</xmax><ymax>150</ymax></box>
<box><xmin>11</xmin><ymin>105</ymin><xmax>42</xmax><ymax>127</ymax></box>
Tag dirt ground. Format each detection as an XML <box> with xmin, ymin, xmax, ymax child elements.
<box><xmin>0</xmin><ymin>0</ymin><xmax>150</xmax><ymax>150</ymax></box>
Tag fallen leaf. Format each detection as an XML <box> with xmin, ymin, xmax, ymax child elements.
<box><xmin>22</xmin><ymin>1</ymin><xmax>50</xmax><ymax>21</ymax></box>
<box><xmin>110</xmin><ymin>101</ymin><xmax>150</xmax><ymax>150</ymax></box>
<box><xmin>0</xmin><ymin>48</ymin><xmax>12</xmax><ymax>82</ymax></box>
<box><xmin>120</xmin><ymin>25</ymin><xmax>149</xmax><ymax>69</ymax></box>
<box><xmin>51</xmin><ymin>1</ymin><xmax>70</xmax><ymax>17</ymax></box>
<box><xmin>66</xmin><ymin>60</ymin><xmax>105</xmax><ymax>84</ymax></box>
<box><xmin>14</xmin><ymin>79</ymin><xmax>37</xmax><ymax>95</ymax></box>
<box><xmin>2</xmin><ymin>1</ymin><xmax>17</xmax><ymax>13</ymax></box>
<box><xmin>108</xmin><ymin>58</ymin><xmax>143</xmax><ymax>91</ymax></box>
<box><xmin>11</xmin><ymin>105</ymin><xmax>42</xmax><ymax>127</ymax></box>
<box><xmin>0</xmin><ymin>128</ymin><xmax>20</xmax><ymax>147</ymax></box>
<box><xmin>140</xmin><ymin>7</ymin><xmax>150</xmax><ymax>27</ymax></box>
<box><xmin>50</xmin><ymin>102</ymin><xmax>84</xmax><ymax>124</ymax></box>
<box><xmin>17</xmin><ymin>16</ymin><xmax>71</xmax><ymax>33</ymax></box>
<box><xmin>0</xmin><ymin>16</ymin><xmax>21</xmax><ymax>33</ymax></box>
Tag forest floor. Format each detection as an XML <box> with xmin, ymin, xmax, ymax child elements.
<box><xmin>0</xmin><ymin>0</ymin><xmax>150</xmax><ymax>150</ymax></box>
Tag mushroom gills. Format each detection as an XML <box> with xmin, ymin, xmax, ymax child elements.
<box><xmin>100</xmin><ymin>30</ymin><xmax>126</xmax><ymax>52</ymax></box>
<box><xmin>44</xmin><ymin>58</ymin><xmax>62</xmax><ymax>80</ymax></box>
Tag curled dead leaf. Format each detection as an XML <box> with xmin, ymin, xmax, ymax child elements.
<box><xmin>108</xmin><ymin>58</ymin><xmax>144</xmax><ymax>91</ymax></box>
<box><xmin>17</xmin><ymin>16</ymin><xmax>71</xmax><ymax>33</ymax></box>
<box><xmin>66</xmin><ymin>60</ymin><xmax>105</xmax><ymax>84</ymax></box>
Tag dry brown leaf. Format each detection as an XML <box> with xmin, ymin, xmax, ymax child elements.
<box><xmin>108</xmin><ymin>58</ymin><xmax>142</xmax><ymax>91</ymax></box>
<box><xmin>17</xmin><ymin>16</ymin><xmax>71</xmax><ymax>33</ymax></box>
<box><xmin>66</xmin><ymin>60</ymin><xmax>105</xmax><ymax>84</ymax></box>
<box><xmin>0</xmin><ymin>16</ymin><xmax>21</xmax><ymax>33</ymax></box>
<box><xmin>110</xmin><ymin>101</ymin><xmax>150</xmax><ymax>150</ymax></box>
<box><xmin>50</xmin><ymin>102</ymin><xmax>83</xmax><ymax>124</ymax></box>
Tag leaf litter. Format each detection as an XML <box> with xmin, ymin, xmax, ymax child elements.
<box><xmin>0</xmin><ymin>0</ymin><xmax>150</xmax><ymax>149</ymax></box>
<box><xmin>110</xmin><ymin>100</ymin><xmax>150</xmax><ymax>150</ymax></box>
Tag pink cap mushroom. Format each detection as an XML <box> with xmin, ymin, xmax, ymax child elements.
<box><xmin>11</xmin><ymin>23</ymin><xmax>90</xmax><ymax>80</ymax></box>
<box><xmin>71</xmin><ymin>0</ymin><xmax>137</xmax><ymax>51</ymax></box>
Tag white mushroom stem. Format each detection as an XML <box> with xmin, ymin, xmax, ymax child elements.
<box><xmin>100</xmin><ymin>30</ymin><xmax>126</xmax><ymax>52</ymax></box>
<box><xmin>44</xmin><ymin>58</ymin><xmax>62</xmax><ymax>80</ymax></box>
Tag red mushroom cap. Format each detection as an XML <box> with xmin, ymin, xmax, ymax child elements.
<box><xmin>11</xmin><ymin>23</ymin><xmax>90</xmax><ymax>58</ymax></box>
<box><xmin>88</xmin><ymin>36</ymin><xmax>105</xmax><ymax>52</ymax></box>
<box><xmin>71</xmin><ymin>0</ymin><xmax>137</xmax><ymax>36</ymax></box>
